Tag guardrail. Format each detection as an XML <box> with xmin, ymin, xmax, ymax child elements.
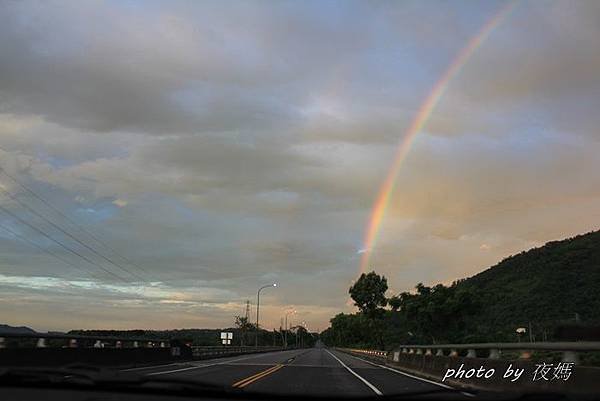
<box><xmin>191</xmin><ymin>345</ymin><xmax>286</xmax><ymax>359</ymax></box>
<box><xmin>347</xmin><ymin>341</ymin><xmax>600</xmax><ymax>365</ymax></box>
<box><xmin>394</xmin><ymin>342</ymin><xmax>600</xmax><ymax>365</ymax></box>
<box><xmin>0</xmin><ymin>331</ymin><xmax>170</xmax><ymax>349</ymax></box>
<box><xmin>348</xmin><ymin>348</ymin><xmax>388</xmax><ymax>358</ymax></box>
<box><xmin>0</xmin><ymin>333</ymin><xmax>293</xmax><ymax>367</ymax></box>
<box><xmin>341</xmin><ymin>343</ymin><xmax>600</xmax><ymax>395</ymax></box>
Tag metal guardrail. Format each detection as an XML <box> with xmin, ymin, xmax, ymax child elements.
<box><xmin>1</xmin><ymin>332</ymin><xmax>298</xmax><ymax>356</ymax></box>
<box><xmin>0</xmin><ymin>331</ymin><xmax>170</xmax><ymax>349</ymax></box>
<box><xmin>347</xmin><ymin>341</ymin><xmax>600</xmax><ymax>365</ymax></box>
<box><xmin>348</xmin><ymin>348</ymin><xmax>387</xmax><ymax>358</ymax></box>
<box><xmin>191</xmin><ymin>345</ymin><xmax>285</xmax><ymax>358</ymax></box>
<box><xmin>396</xmin><ymin>342</ymin><xmax>600</xmax><ymax>351</ymax></box>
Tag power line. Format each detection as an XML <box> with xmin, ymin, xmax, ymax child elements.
<box><xmin>0</xmin><ymin>203</ymin><xmax>128</xmax><ymax>282</ymax></box>
<box><xmin>0</xmin><ymin>185</ymin><xmax>147</xmax><ymax>282</ymax></box>
<box><xmin>0</xmin><ymin>166</ymin><xmax>151</xmax><ymax>278</ymax></box>
<box><xmin>0</xmin><ymin>222</ymin><xmax>102</xmax><ymax>280</ymax></box>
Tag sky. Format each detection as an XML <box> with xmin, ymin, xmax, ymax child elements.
<box><xmin>0</xmin><ymin>0</ymin><xmax>599</xmax><ymax>332</ymax></box>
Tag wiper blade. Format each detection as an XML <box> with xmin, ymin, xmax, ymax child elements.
<box><xmin>134</xmin><ymin>376</ymin><xmax>232</xmax><ymax>392</ymax></box>
<box><xmin>378</xmin><ymin>387</ymin><xmax>474</xmax><ymax>400</ymax></box>
<box><xmin>0</xmin><ymin>366</ymin><xmax>95</xmax><ymax>385</ymax></box>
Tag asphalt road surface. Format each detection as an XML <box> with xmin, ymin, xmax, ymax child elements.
<box><xmin>122</xmin><ymin>347</ymin><xmax>473</xmax><ymax>398</ymax></box>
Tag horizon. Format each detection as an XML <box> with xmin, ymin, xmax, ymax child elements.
<box><xmin>3</xmin><ymin>227</ymin><xmax>596</xmax><ymax>333</ymax></box>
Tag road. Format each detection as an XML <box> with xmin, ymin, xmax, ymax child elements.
<box><xmin>123</xmin><ymin>347</ymin><xmax>473</xmax><ymax>398</ymax></box>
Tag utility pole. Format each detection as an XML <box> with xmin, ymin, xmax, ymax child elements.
<box><xmin>284</xmin><ymin>309</ymin><xmax>295</xmax><ymax>348</ymax></box>
<box><xmin>241</xmin><ymin>300</ymin><xmax>250</xmax><ymax>346</ymax></box>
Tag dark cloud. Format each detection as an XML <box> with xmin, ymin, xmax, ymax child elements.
<box><xmin>0</xmin><ymin>1</ymin><xmax>599</xmax><ymax>331</ymax></box>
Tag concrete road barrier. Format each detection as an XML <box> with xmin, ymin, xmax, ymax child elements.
<box><xmin>338</xmin><ymin>344</ymin><xmax>600</xmax><ymax>396</ymax></box>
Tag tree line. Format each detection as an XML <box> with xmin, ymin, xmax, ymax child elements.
<box><xmin>320</xmin><ymin>271</ymin><xmax>481</xmax><ymax>349</ymax></box>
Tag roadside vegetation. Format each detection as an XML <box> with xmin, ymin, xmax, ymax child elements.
<box><xmin>320</xmin><ymin>230</ymin><xmax>600</xmax><ymax>349</ymax></box>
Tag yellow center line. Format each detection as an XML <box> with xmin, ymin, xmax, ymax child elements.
<box><xmin>232</xmin><ymin>364</ymin><xmax>284</xmax><ymax>388</ymax></box>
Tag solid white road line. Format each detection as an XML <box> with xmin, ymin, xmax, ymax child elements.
<box><xmin>147</xmin><ymin>365</ymin><xmax>207</xmax><ymax>375</ymax></box>
<box><xmin>325</xmin><ymin>349</ymin><xmax>383</xmax><ymax>396</ymax></box>
<box><xmin>120</xmin><ymin>362</ymin><xmax>181</xmax><ymax>372</ymax></box>
<box><xmin>146</xmin><ymin>351</ymin><xmax>301</xmax><ymax>376</ymax></box>
<box><xmin>345</xmin><ymin>353</ymin><xmax>475</xmax><ymax>397</ymax></box>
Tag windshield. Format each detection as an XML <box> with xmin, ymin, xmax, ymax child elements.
<box><xmin>0</xmin><ymin>1</ymin><xmax>599</xmax><ymax>400</ymax></box>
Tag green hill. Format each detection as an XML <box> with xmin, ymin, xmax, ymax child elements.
<box><xmin>458</xmin><ymin>230</ymin><xmax>600</xmax><ymax>340</ymax></box>
<box><xmin>321</xmin><ymin>230</ymin><xmax>600</xmax><ymax>348</ymax></box>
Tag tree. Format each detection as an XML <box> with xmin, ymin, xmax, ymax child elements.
<box><xmin>234</xmin><ymin>315</ymin><xmax>254</xmax><ymax>346</ymax></box>
<box><xmin>349</xmin><ymin>271</ymin><xmax>388</xmax><ymax>317</ymax></box>
<box><xmin>388</xmin><ymin>295</ymin><xmax>402</xmax><ymax>311</ymax></box>
<box><xmin>390</xmin><ymin>283</ymin><xmax>479</xmax><ymax>344</ymax></box>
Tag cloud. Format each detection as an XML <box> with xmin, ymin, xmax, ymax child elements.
<box><xmin>425</xmin><ymin>1</ymin><xmax>600</xmax><ymax>140</ymax></box>
<box><xmin>0</xmin><ymin>1</ymin><xmax>599</xmax><ymax>331</ymax></box>
<box><xmin>112</xmin><ymin>199</ymin><xmax>127</xmax><ymax>208</ymax></box>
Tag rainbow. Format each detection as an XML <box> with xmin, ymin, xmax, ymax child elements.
<box><xmin>359</xmin><ymin>2</ymin><xmax>517</xmax><ymax>275</ymax></box>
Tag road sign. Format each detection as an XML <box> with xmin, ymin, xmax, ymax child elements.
<box><xmin>221</xmin><ymin>332</ymin><xmax>233</xmax><ymax>345</ymax></box>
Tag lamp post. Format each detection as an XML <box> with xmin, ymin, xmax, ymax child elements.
<box><xmin>255</xmin><ymin>283</ymin><xmax>277</xmax><ymax>347</ymax></box>
<box><xmin>284</xmin><ymin>309</ymin><xmax>296</xmax><ymax>348</ymax></box>
<box><xmin>301</xmin><ymin>321</ymin><xmax>307</xmax><ymax>348</ymax></box>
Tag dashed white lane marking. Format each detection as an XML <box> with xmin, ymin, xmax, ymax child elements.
<box><xmin>325</xmin><ymin>349</ymin><xmax>383</xmax><ymax>396</ymax></box>
<box><xmin>344</xmin><ymin>352</ymin><xmax>475</xmax><ymax>397</ymax></box>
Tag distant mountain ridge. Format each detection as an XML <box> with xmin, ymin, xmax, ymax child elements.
<box><xmin>0</xmin><ymin>324</ymin><xmax>37</xmax><ymax>334</ymax></box>
<box><xmin>458</xmin><ymin>229</ymin><xmax>600</xmax><ymax>339</ymax></box>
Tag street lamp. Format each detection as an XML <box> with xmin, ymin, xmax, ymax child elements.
<box><xmin>299</xmin><ymin>321</ymin><xmax>307</xmax><ymax>348</ymax></box>
<box><xmin>255</xmin><ymin>283</ymin><xmax>277</xmax><ymax>347</ymax></box>
<box><xmin>284</xmin><ymin>309</ymin><xmax>296</xmax><ymax>348</ymax></box>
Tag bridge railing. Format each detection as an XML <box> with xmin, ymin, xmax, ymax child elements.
<box><xmin>0</xmin><ymin>331</ymin><xmax>170</xmax><ymax>349</ymax></box>
<box><xmin>348</xmin><ymin>341</ymin><xmax>600</xmax><ymax>365</ymax></box>
<box><xmin>191</xmin><ymin>345</ymin><xmax>286</xmax><ymax>359</ymax></box>
<box><xmin>342</xmin><ymin>343</ymin><xmax>600</xmax><ymax>394</ymax></box>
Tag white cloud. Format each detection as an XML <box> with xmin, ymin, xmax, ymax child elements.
<box><xmin>112</xmin><ymin>199</ymin><xmax>128</xmax><ymax>208</ymax></box>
